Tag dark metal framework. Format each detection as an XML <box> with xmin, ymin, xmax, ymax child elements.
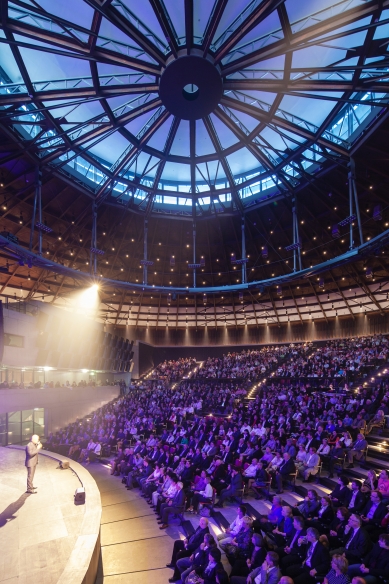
<box><xmin>0</xmin><ymin>0</ymin><xmax>388</xmax><ymax>220</ymax></box>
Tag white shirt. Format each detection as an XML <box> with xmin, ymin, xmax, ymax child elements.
<box><xmin>229</xmin><ymin>514</ymin><xmax>245</xmax><ymax>535</ymax></box>
<box><xmin>199</xmin><ymin>483</ymin><xmax>213</xmax><ymax>499</ymax></box>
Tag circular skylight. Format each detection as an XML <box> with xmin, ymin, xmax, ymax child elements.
<box><xmin>0</xmin><ymin>0</ymin><xmax>387</xmax><ymax>216</ymax></box>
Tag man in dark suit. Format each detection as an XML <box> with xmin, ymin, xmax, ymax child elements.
<box><xmin>274</xmin><ymin>452</ymin><xmax>296</xmax><ymax>494</ymax></box>
<box><xmin>285</xmin><ymin>527</ymin><xmax>330</xmax><ymax>584</ymax></box>
<box><xmin>347</xmin><ymin>434</ymin><xmax>368</xmax><ymax>468</ymax></box>
<box><xmin>247</xmin><ymin>551</ymin><xmax>282</xmax><ymax>584</ymax></box>
<box><xmin>25</xmin><ymin>434</ymin><xmax>42</xmax><ymax>494</ymax></box>
<box><xmin>166</xmin><ymin>516</ymin><xmax>209</xmax><ymax>581</ymax></box>
<box><xmin>340</xmin><ymin>514</ymin><xmax>371</xmax><ymax>564</ymax></box>
<box><xmin>348</xmin><ymin>533</ymin><xmax>389</xmax><ymax>582</ymax></box>
<box><xmin>348</xmin><ymin>480</ymin><xmax>367</xmax><ymax>514</ymax></box>
<box><xmin>198</xmin><ymin>548</ymin><xmax>226</xmax><ymax>584</ymax></box>
<box><xmin>361</xmin><ymin>491</ymin><xmax>388</xmax><ymax>535</ymax></box>
<box><xmin>280</xmin><ymin>515</ymin><xmax>307</xmax><ymax>569</ymax></box>
<box><xmin>158</xmin><ymin>482</ymin><xmax>186</xmax><ymax>528</ymax></box>
<box><xmin>215</xmin><ymin>468</ymin><xmax>243</xmax><ymax>507</ymax></box>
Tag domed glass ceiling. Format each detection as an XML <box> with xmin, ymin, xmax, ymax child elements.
<box><xmin>0</xmin><ymin>0</ymin><xmax>388</xmax><ymax>216</ymax></box>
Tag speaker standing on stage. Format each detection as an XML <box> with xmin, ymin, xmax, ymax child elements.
<box><xmin>25</xmin><ymin>434</ymin><xmax>42</xmax><ymax>494</ymax></box>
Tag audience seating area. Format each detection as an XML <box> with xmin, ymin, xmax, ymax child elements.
<box><xmin>46</xmin><ymin>336</ymin><xmax>389</xmax><ymax>584</ymax></box>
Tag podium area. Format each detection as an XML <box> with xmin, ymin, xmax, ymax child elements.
<box><xmin>0</xmin><ymin>447</ymin><xmax>101</xmax><ymax>584</ymax></box>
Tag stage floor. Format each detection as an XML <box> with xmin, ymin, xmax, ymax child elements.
<box><xmin>0</xmin><ymin>447</ymin><xmax>87</xmax><ymax>584</ymax></box>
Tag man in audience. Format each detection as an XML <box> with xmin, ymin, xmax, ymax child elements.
<box><xmin>348</xmin><ymin>533</ymin><xmax>389</xmax><ymax>584</ymax></box>
<box><xmin>244</xmin><ymin>551</ymin><xmax>282</xmax><ymax>584</ymax></box>
<box><xmin>298</xmin><ymin>447</ymin><xmax>321</xmax><ymax>482</ymax></box>
<box><xmin>166</xmin><ymin>516</ymin><xmax>209</xmax><ymax>581</ymax></box>
<box><xmin>273</xmin><ymin>452</ymin><xmax>296</xmax><ymax>494</ymax></box>
<box><xmin>215</xmin><ymin>467</ymin><xmax>243</xmax><ymax>508</ymax></box>
<box><xmin>285</xmin><ymin>527</ymin><xmax>330</xmax><ymax>584</ymax></box>
<box><xmin>158</xmin><ymin>481</ymin><xmax>185</xmax><ymax>529</ymax></box>
<box><xmin>347</xmin><ymin>434</ymin><xmax>368</xmax><ymax>468</ymax></box>
<box><xmin>217</xmin><ymin>505</ymin><xmax>247</xmax><ymax>550</ymax></box>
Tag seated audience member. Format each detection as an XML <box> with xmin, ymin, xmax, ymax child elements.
<box><xmin>285</xmin><ymin>527</ymin><xmax>330</xmax><ymax>584</ymax></box>
<box><xmin>296</xmin><ymin>489</ymin><xmax>320</xmax><ymax>518</ymax></box>
<box><xmin>224</xmin><ymin>516</ymin><xmax>253</xmax><ymax>566</ymax></box>
<box><xmin>377</xmin><ymin>469</ymin><xmax>389</xmax><ymax>503</ymax></box>
<box><xmin>251</xmin><ymin>461</ymin><xmax>270</xmax><ymax>499</ymax></box>
<box><xmin>347</xmin><ymin>434</ymin><xmax>368</xmax><ymax>468</ymax></box>
<box><xmin>348</xmin><ymin>533</ymin><xmax>389</xmax><ymax>584</ymax></box>
<box><xmin>328</xmin><ymin>507</ymin><xmax>350</xmax><ymax>548</ymax></box>
<box><xmin>307</xmin><ymin>496</ymin><xmax>334</xmax><ymax>529</ymax></box>
<box><xmin>347</xmin><ymin>480</ymin><xmax>366</xmax><ymax>514</ymax></box>
<box><xmin>229</xmin><ymin>533</ymin><xmax>266</xmax><ymax>579</ymax></box>
<box><xmin>366</xmin><ymin>410</ymin><xmax>385</xmax><ymax>435</ymax></box>
<box><xmin>233</xmin><ymin>551</ymin><xmax>282</xmax><ymax>584</ymax></box>
<box><xmin>157</xmin><ymin>481</ymin><xmax>185</xmax><ymax>529</ymax></box>
<box><xmin>360</xmin><ymin>490</ymin><xmax>388</xmax><ymax>536</ymax></box>
<box><xmin>298</xmin><ymin>447</ymin><xmax>321</xmax><ymax>482</ymax></box>
<box><xmin>215</xmin><ymin>467</ymin><xmax>243</xmax><ymax>508</ymax></box>
<box><xmin>273</xmin><ymin>452</ymin><xmax>296</xmax><ymax>494</ymax></box>
<box><xmin>331</xmin><ymin>514</ymin><xmax>370</xmax><ymax>565</ymax></box>
<box><xmin>191</xmin><ymin>475</ymin><xmax>213</xmax><ymax>512</ymax></box>
<box><xmin>278</xmin><ymin>515</ymin><xmax>306</xmax><ymax>568</ymax></box>
<box><xmin>166</xmin><ymin>517</ymin><xmax>209</xmax><ymax>582</ymax></box>
<box><xmin>166</xmin><ymin>516</ymin><xmax>209</xmax><ymax>579</ymax></box>
<box><xmin>175</xmin><ymin>533</ymin><xmax>217</xmax><ymax>583</ymax></box>
<box><xmin>217</xmin><ymin>505</ymin><xmax>247</xmax><ymax>549</ymax></box>
<box><xmin>323</xmin><ymin>554</ymin><xmax>350</xmax><ymax>584</ymax></box>
<box><xmin>270</xmin><ymin>505</ymin><xmax>293</xmax><ymax>546</ymax></box>
<box><xmin>330</xmin><ymin>476</ymin><xmax>352</xmax><ymax>508</ymax></box>
<box><xmin>327</xmin><ymin>442</ymin><xmax>345</xmax><ymax>478</ymax></box>
<box><xmin>194</xmin><ymin>547</ymin><xmax>226</xmax><ymax>584</ymax></box>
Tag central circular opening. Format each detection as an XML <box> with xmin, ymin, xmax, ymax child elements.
<box><xmin>182</xmin><ymin>83</ymin><xmax>199</xmax><ymax>101</ymax></box>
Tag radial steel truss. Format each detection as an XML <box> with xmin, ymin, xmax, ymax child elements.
<box><xmin>0</xmin><ymin>0</ymin><xmax>388</xmax><ymax>219</ymax></box>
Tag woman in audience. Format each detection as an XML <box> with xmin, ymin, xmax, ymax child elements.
<box><xmin>323</xmin><ymin>554</ymin><xmax>350</xmax><ymax>584</ymax></box>
<box><xmin>229</xmin><ymin>532</ymin><xmax>266</xmax><ymax>579</ymax></box>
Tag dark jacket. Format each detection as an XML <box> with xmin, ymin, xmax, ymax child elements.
<box><xmin>285</xmin><ymin>528</ymin><xmax>306</xmax><ymax>554</ymax></box>
<box><xmin>278</xmin><ymin>458</ymin><xmax>296</xmax><ymax>477</ymax></box>
<box><xmin>186</xmin><ymin>525</ymin><xmax>210</xmax><ymax>553</ymax></box>
<box><xmin>348</xmin><ymin>490</ymin><xmax>367</xmax><ymax>514</ymax></box>
<box><xmin>171</xmin><ymin>488</ymin><xmax>186</xmax><ymax>508</ymax></box>
<box><xmin>228</xmin><ymin>473</ymin><xmax>243</xmax><ymax>494</ymax></box>
<box><xmin>303</xmin><ymin>541</ymin><xmax>330</xmax><ymax>574</ymax></box>
<box><xmin>314</xmin><ymin>505</ymin><xmax>335</xmax><ymax>526</ymax></box>
<box><xmin>343</xmin><ymin>527</ymin><xmax>370</xmax><ymax>561</ymax></box>
<box><xmin>330</xmin><ymin>485</ymin><xmax>352</xmax><ymax>507</ymax></box>
<box><xmin>199</xmin><ymin>561</ymin><xmax>225</xmax><ymax>584</ymax></box>
<box><xmin>362</xmin><ymin>501</ymin><xmax>388</xmax><ymax>526</ymax></box>
<box><xmin>361</xmin><ymin>543</ymin><xmax>389</xmax><ymax>578</ymax></box>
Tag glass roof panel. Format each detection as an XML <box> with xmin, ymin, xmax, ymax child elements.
<box><xmin>18</xmin><ymin>46</ymin><xmax>91</xmax><ymax>82</ymax></box>
<box><xmin>146</xmin><ymin>116</ymin><xmax>174</xmax><ymax>150</ymax></box>
<box><xmin>194</xmin><ymin>0</ymin><xmax>215</xmax><ymax>42</ymax></box>
<box><xmin>226</xmin><ymin>147</ymin><xmax>261</xmax><ymax>176</ymax></box>
<box><xmin>35</xmin><ymin>0</ymin><xmax>94</xmax><ymax>28</ymax></box>
<box><xmin>119</xmin><ymin>0</ymin><xmax>166</xmax><ymax>45</ymax></box>
<box><xmin>0</xmin><ymin>0</ymin><xmax>387</xmax><ymax>216</ymax></box>
<box><xmin>170</xmin><ymin>120</ymin><xmax>190</xmax><ymax>157</ymax></box>
<box><xmin>161</xmin><ymin>161</ymin><xmax>191</xmax><ymax>182</ymax></box>
<box><xmin>210</xmin><ymin>113</ymin><xmax>239</xmax><ymax>149</ymax></box>
<box><xmin>195</xmin><ymin>119</ymin><xmax>216</xmax><ymax>156</ymax></box>
<box><xmin>87</xmin><ymin>131</ymin><xmax>131</xmax><ymax>165</ymax></box>
<box><xmin>278</xmin><ymin>95</ymin><xmax>336</xmax><ymax>127</ymax></box>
